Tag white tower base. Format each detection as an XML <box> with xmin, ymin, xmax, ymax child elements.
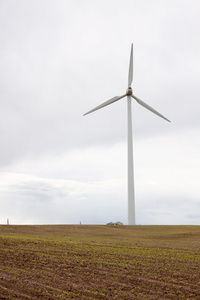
<box><xmin>127</xmin><ymin>96</ymin><xmax>135</xmax><ymax>225</ymax></box>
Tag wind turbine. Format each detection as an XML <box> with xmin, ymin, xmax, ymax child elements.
<box><xmin>84</xmin><ymin>44</ymin><xmax>170</xmax><ymax>225</ymax></box>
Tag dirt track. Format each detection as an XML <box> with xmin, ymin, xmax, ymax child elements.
<box><xmin>0</xmin><ymin>225</ymin><xmax>200</xmax><ymax>299</ymax></box>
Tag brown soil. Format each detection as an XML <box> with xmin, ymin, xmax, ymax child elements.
<box><xmin>0</xmin><ymin>225</ymin><xmax>199</xmax><ymax>299</ymax></box>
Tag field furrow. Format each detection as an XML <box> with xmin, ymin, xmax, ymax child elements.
<box><xmin>0</xmin><ymin>225</ymin><xmax>199</xmax><ymax>299</ymax></box>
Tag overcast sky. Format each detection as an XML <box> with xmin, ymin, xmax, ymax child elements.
<box><xmin>0</xmin><ymin>0</ymin><xmax>200</xmax><ymax>225</ymax></box>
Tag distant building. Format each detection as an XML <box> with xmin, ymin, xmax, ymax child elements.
<box><xmin>106</xmin><ymin>221</ymin><xmax>123</xmax><ymax>225</ymax></box>
<box><xmin>114</xmin><ymin>221</ymin><xmax>123</xmax><ymax>226</ymax></box>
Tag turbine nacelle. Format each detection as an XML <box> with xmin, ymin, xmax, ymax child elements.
<box><xmin>126</xmin><ymin>87</ymin><xmax>132</xmax><ymax>96</ymax></box>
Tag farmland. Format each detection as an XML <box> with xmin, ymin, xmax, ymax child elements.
<box><xmin>0</xmin><ymin>225</ymin><xmax>200</xmax><ymax>299</ymax></box>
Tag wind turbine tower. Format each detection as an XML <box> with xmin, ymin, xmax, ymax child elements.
<box><xmin>84</xmin><ymin>44</ymin><xmax>170</xmax><ymax>225</ymax></box>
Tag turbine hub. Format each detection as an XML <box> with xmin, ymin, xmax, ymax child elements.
<box><xmin>126</xmin><ymin>87</ymin><xmax>132</xmax><ymax>96</ymax></box>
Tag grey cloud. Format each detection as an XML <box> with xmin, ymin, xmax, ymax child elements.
<box><xmin>187</xmin><ymin>214</ymin><xmax>200</xmax><ymax>220</ymax></box>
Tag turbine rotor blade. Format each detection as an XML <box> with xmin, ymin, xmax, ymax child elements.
<box><xmin>128</xmin><ymin>43</ymin><xmax>133</xmax><ymax>87</ymax></box>
<box><xmin>132</xmin><ymin>94</ymin><xmax>170</xmax><ymax>122</ymax></box>
<box><xmin>83</xmin><ymin>94</ymin><xmax>126</xmax><ymax>116</ymax></box>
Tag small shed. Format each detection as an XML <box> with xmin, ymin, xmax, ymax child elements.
<box><xmin>114</xmin><ymin>221</ymin><xmax>123</xmax><ymax>226</ymax></box>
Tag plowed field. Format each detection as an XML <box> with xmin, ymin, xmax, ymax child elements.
<box><xmin>0</xmin><ymin>225</ymin><xmax>200</xmax><ymax>299</ymax></box>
